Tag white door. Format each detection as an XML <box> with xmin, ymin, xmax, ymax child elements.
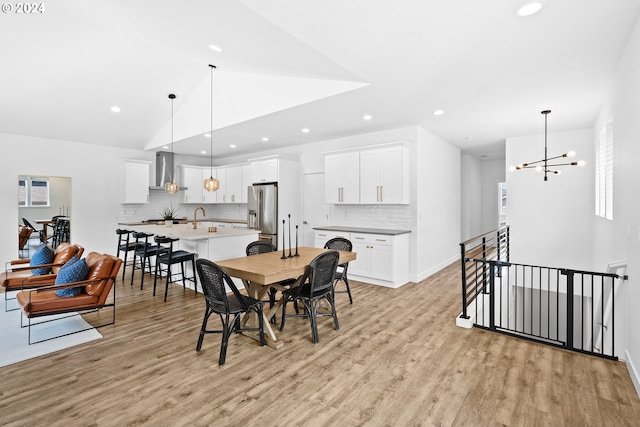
<box><xmin>303</xmin><ymin>173</ymin><xmax>329</xmax><ymax>246</ymax></box>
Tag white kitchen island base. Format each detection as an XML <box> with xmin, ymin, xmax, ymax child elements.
<box><xmin>123</xmin><ymin>224</ymin><xmax>259</xmax><ymax>292</ymax></box>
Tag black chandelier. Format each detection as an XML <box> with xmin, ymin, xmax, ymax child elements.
<box><xmin>512</xmin><ymin>110</ymin><xmax>585</xmax><ymax>181</ymax></box>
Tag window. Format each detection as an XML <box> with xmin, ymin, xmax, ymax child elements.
<box><xmin>595</xmin><ymin>122</ymin><xmax>613</xmax><ymax>220</ymax></box>
<box><xmin>18</xmin><ymin>177</ymin><xmax>50</xmax><ymax>207</ymax></box>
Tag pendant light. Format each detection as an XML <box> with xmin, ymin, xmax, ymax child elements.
<box><xmin>204</xmin><ymin>64</ymin><xmax>220</xmax><ymax>192</ymax></box>
<box><xmin>511</xmin><ymin>110</ymin><xmax>585</xmax><ymax>181</ymax></box>
<box><xmin>164</xmin><ymin>93</ymin><xmax>180</xmax><ymax>193</ymax></box>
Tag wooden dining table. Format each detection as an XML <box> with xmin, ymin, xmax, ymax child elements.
<box><xmin>215</xmin><ymin>246</ymin><xmax>356</xmax><ymax>349</ymax></box>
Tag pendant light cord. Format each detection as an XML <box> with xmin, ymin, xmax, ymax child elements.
<box><xmin>209</xmin><ymin>64</ymin><xmax>216</xmax><ymax>178</ymax></box>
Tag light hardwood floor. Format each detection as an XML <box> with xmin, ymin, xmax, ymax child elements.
<box><xmin>1</xmin><ymin>262</ymin><xmax>639</xmax><ymax>426</ymax></box>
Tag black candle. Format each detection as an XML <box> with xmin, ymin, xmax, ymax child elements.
<box><xmin>281</xmin><ymin>219</ymin><xmax>287</xmax><ymax>259</ymax></box>
<box><xmin>288</xmin><ymin>214</ymin><xmax>293</xmax><ymax>258</ymax></box>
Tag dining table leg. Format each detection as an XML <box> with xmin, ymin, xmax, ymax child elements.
<box><xmin>240</xmin><ymin>279</ymin><xmax>284</xmax><ymax>350</ymax></box>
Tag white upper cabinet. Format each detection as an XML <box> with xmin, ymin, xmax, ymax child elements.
<box><xmin>251</xmin><ymin>158</ymin><xmax>278</xmax><ymax>183</ymax></box>
<box><xmin>220</xmin><ymin>165</ymin><xmax>243</xmax><ymax>203</ymax></box>
<box><xmin>324</xmin><ymin>151</ymin><xmax>360</xmax><ymax>204</ymax></box>
<box><xmin>240</xmin><ymin>164</ymin><xmax>251</xmax><ymax>203</ymax></box>
<box><xmin>120</xmin><ymin>160</ymin><xmax>150</xmax><ymax>204</ymax></box>
<box><xmin>359</xmin><ymin>144</ymin><xmax>409</xmax><ymax>204</ymax></box>
<box><xmin>181</xmin><ymin>165</ymin><xmax>204</xmax><ymax>204</ymax></box>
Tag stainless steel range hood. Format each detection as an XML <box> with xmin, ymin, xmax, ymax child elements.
<box><xmin>149</xmin><ymin>151</ymin><xmax>188</xmax><ymax>190</ymax></box>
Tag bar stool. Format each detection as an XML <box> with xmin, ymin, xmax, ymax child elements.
<box><xmin>153</xmin><ymin>236</ymin><xmax>198</xmax><ymax>302</ymax></box>
<box><xmin>130</xmin><ymin>232</ymin><xmax>168</xmax><ymax>289</ymax></box>
<box><xmin>116</xmin><ymin>229</ymin><xmax>138</xmax><ymax>281</ymax></box>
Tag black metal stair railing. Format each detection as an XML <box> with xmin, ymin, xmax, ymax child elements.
<box><xmin>459</xmin><ymin>226</ymin><xmax>509</xmax><ymax>320</ymax></box>
<box><xmin>460</xmin><ymin>229</ymin><xmax>625</xmax><ymax>360</ymax></box>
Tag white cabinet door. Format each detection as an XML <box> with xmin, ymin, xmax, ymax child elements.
<box><xmin>370</xmin><ymin>237</ymin><xmax>393</xmax><ymax>280</ymax></box>
<box><xmin>215</xmin><ymin>167</ymin><xmax>226</xmax><ymax>203</ymax></box>
<box><xmin>251</xmin><ymin>158</ymin><xmax>278</xmax><ymax>183</ymax></box>
<box><xmin>324</xmin><ymin>152</ymin><xmax>359</xmax><ymax>203</ymax></box>
<box><xmin>349</xmin><ymin>233</ymin><xmax>393</xmax><ymax>280</ymax></box>
<box><xmin>223</xmin><ymin>165</ymin><xmax>243</xmax><ymax>203</ymax></box>
<box><xmin>359</xmin><ymin>150</ymin><xmax>380</xmax><ymax>204</ymax></box>
<box><xmin>359</xmin><ymin>145</ymin><xmax>409</xmax><ymax>204</ymax></box>
<box><xmin>121</xmin><ymin>160</ymin><xmax>150</xmax><ymax>204</ymax></box>
<box><xmin>182</xmin><ymin>166</ymin><xmax>204</xmax><ymax>204</ymax></box>
<box><xmin>350</xmin><ymin>238</ymin><xmax>371</xmax><ymax>277</ymax></box>
<box><xmin>202</xmin><ymin>168</ymin><xmax>217</xmax><ymax>204</ymax></box>
<box><xmin>240</xmin><ymin>164</ymin><xmax>251</xmax><ymax>203</ymax></box>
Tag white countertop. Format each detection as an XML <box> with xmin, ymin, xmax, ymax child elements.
<box><xmin>127</xmin><ymin>224</ymin><xmax>258</xmax><ymax>241</ymax></box>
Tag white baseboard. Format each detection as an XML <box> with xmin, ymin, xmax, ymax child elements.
<box><xmin>625</xmin><ymin>350</ymin><xmax>640</xmax><ymax>399</ymax></box>
<box><xmin>413</xmin><ymin>253</ymin><xmax>459</xmax><ymax>283</ymax></box>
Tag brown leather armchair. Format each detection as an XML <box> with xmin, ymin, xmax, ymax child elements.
<box><xmin>1</xmin><ymin>243</ymin><xmax>84</xmax><ymax>311</ymax></box>
<box><xmin>16</xmin><ymin>252</ymin><xmax>122</xmax><ymax>344</ymax></box>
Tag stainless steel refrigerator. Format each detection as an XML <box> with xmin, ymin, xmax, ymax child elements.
<box><xmin>247</xmin><ymin>183</ymin><xmax>278</xmax><ymax>247</ymax></box>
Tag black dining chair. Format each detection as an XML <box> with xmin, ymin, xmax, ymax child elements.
<box><xmin>195</xmin><ymin>259</ymin><xmax>265</xmax><ymax>365</ymax></box>
<box><xmin>324</xmin><ymin>237</ymin><xmax>354</xmax><ymax>304</ymax></box>
<box><xmin>280</xmin><ymin>250</ymin><xmax>340</xmax><ymax>343</ymax></box>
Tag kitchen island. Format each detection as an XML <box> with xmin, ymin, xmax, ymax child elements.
<box><xmin>121</xmin><ymin>223</ymin><xmax>259</xmax><ymax>291</ymax></box>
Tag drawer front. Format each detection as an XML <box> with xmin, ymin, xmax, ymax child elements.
<box><xmin>351</xmin><ymin>232</ymin><xmax>392</xmax><ymax>245</ymax></box>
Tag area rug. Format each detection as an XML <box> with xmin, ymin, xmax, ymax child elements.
<box><xmin>0</xmin><ymin>304</ymin><xmax>102</xmax><ymax>367</ymax></box>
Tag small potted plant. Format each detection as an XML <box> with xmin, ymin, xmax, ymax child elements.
<box><xmin>160</xmin><ymin>203</ymin><xmax>179</xmax><ymax>227</ymax></box>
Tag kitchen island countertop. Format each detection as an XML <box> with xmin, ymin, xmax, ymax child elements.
<box><xmin>123</xmin><ymin>223</ymin><xmax>257</xmax><ymax>241</ymax></box>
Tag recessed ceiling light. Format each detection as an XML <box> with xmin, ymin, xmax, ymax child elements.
<box><xmin>301</xmin><ymin>128</ymin><xmax>310</xmax><ymax>133</ymax></box>
<box><xmin>110</xmin><ymin>106</ymin><xmax>121</xmax><ymax>113</ymax></box>
<box><xmin>204</xmin><ymin>133</ymin><xmax>211</xmax><ymax>138</ymax></box>
<box><xmin>517</xmin><ymin>1</ymin><xmax>544</xmax><ymax>17</ymax></box>
<box><xmin>162</xmin><ymin>145</ymin><xmax>169</xmax><ymax>149</ymax></box>
<box><xmin>200</xmin><ymin>150</ymin><xmax>207</xmax><ymax>154</ymax></box>
<box><xmin>433</xmin><ymin>109</ymin><xmax>445</xmax><ymax>116</ymax></box>
<box><xmin>262</xmin><ymin>137</ymin><xmax>269</xmax><ymax>142</ymax></box>
<box><xmin>363</xmin><ymin>115</ymin><xmax>373</xmax><ymax>121</ymax></box>
<box><xmin>208</xmin><ymin>44</ymin><xmax>222</xmax><ymax>52</ymax></box>
<box><xmin>229</xmin><ymin>144</ymin><xmax>236</xmax><ymax>148</ymax></box>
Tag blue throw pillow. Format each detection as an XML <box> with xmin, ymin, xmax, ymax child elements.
<box><xmin>30</xmin><ymin>244</ymin><xmax>55</xmax><ymax>275</ymax></box>
<box><xmin>55</xmin><ymin>257</ymin><xmax>88</xmax><ymax>297</ymax></box>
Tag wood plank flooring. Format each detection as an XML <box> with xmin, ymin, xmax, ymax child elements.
<box><xmin>1</xmin><ymin>262</ymin><xmax>639</xmax><ymax>426</ymax></box>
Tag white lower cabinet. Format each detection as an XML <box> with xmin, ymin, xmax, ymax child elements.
<box><xmin>314</xmin><ymin>230</ymin><xmax>351</xmax><ymax>248</ymax></box>
<box><xmin>314</xmin><ymin>230</ymin><xmax>409</xmax><ymax>288</ymax></box>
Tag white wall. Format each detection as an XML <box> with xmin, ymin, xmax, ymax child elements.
<box><xmin>506</xmin><ymin>128</ymin><xmax>594</xmax><ymax>269</ymax></box>
<box><xmin>416</xmin><ymin>127</ymin><xmax>461</xmax><ymax>280</ymax></box>
<box><xmin>481</xmin><ymin>159</ymin><xmax>506</xmax><ymax>233</ymax></box>
<box><xmin>460</xmin><ymin>155</ymin><xmax>482</xmax><ymax>241</ymax></box>
<box><xmin>0</xmin><ymin>132</ymin><xmax>151</xmax><ymax>264</ymax></box>
<box><xmin>592</xmin><ymin>15</ymin><xmax>640</xmax><ymax>390</ymax></box>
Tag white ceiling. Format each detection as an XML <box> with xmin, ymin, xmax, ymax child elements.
<box><xmin>2</xmin><ymin>0</ymin><xmax>639</xmax><ymax>160</ymax></box>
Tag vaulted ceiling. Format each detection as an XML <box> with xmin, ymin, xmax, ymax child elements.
<box><xmin>2</xmin><ymin>0</ymin><xmax>639</xmax><ymax>160</ymax></box>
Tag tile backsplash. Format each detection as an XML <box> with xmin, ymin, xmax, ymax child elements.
<box><xmin>118</xmin><ymin>191</ymin><xmax>246</xmax><ymax>222</ymax></box>
<box><xmin>331</xmin><ymin>204</ymin><xmax>411</xmax><ymax>230</ymax></box>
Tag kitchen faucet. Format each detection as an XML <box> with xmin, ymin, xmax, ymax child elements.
<box><xmin>193</xmin><ymin>206</ymin><xmax>205</xmax><ymax>229</ymax></box>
